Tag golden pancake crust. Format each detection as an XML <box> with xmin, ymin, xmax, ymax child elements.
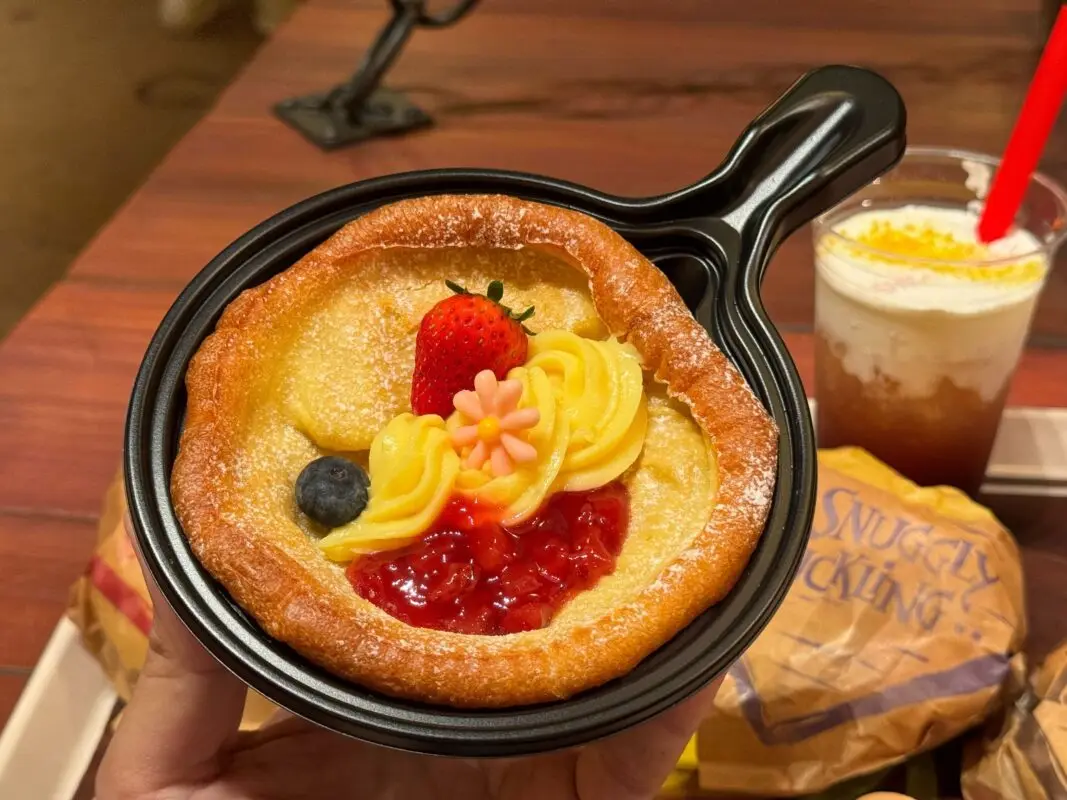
<box><xmin>172</xmin><ymin>195</ymin><xmax>778</xmax><ymax>707</ymax></box>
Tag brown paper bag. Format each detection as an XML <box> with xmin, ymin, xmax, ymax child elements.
<box><xmin>696</xmin><ymin>448</ymin><xmax>1026</xmax><ymax>796</ymax></box>
<box><xmin>67</xmin><ymin>475</ymin><xmax>150</xmax><ymax>702</ymax></box>
<box><xmin>962</xmin><ymin>642</ymin><xmax>1067</xmax><ymax>800</ymax></box>
<box><xmin>67</xmin><ymin>471</ymin><xmax>278</xmax><ymax>730</ymax></box>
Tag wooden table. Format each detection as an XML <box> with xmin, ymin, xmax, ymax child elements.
<box><xmin>2</xmin><ymin>0</ymin><xmax>1066</xmax><ymax>767</ymax></box>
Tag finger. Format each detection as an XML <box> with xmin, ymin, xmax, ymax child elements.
<box><xmin>123</xmin><ymin>511</ymin><xmax>220</xmax><ymax>672</ymax></box>
<box><xmin>575</xmin><ymin>678</ymin><xmax>722</xmax><ymax>800</ymax></box>
<box><xmin>96</xmin><ymin>514</ymin><xmax>247</xmax><ymax>797</ymax></box>
<box><xmin>488</xmin><ymin>678</ymin><xmax>722</xmax><ymax>800</ymax></box>
<box><xmin>262</xmin><ymin>706</ymin><xmax>296</xmax><ymax>728</ymax></box>
<box><xmin>219</xmin><ymin>717</ymin><xmax>488</xmax><ymax>799</ymax></box>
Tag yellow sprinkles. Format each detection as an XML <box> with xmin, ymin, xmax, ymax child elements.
<box><xmin>827</xmin><ymin>220</ymin><xmax>1045</xmax><ymax>284</ymax></box>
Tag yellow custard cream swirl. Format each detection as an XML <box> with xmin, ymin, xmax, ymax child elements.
<box><xmin>318</xmin><ymin>414</ymin><xmax>460</xmax><ymax>561</ymax></box>
<box><xmin>449</xmin><ymin>365</ymin><xmax>570</xmax><ymax>525</ymax></box>
<box><xmin>316</xmin><ymin>331</ymin><xmax>648</xmax><ymax>560</ymax></box>
<box><xmin>527</xmin><ymin>331</ymin><xmax>648</xmax><ymax>491</ymax></box>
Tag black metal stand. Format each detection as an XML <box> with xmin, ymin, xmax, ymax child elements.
<box><xmin>275</xmin><ymin>0</ymin><xmax>479</xmax><ymax>150</ymax></box>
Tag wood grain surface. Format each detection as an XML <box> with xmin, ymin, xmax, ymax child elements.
<box><xmin>0</xmin><ymin>0</ymin><xmax>1065</xmax><ymax>759</ymax></box>
<box><xmin>0</xmin><ymin>674</ymin><xmax>28</xmax><ymax>728</ymax></box>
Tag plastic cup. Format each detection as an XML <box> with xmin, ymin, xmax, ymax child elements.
<box><xmin>813</xmin><ymin>146</ymin><xmax>1067</xmax><ymax>495</ymax></box>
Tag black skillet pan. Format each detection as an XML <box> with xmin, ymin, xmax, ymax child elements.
<box><xmin>125</xmin><ymin>64</ymin><xmax>906</xmax><ymax>757</ymax></box>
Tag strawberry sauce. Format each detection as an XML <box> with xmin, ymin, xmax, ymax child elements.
<box><xmin>347</xmin><ymin>483</ymin><xmax>630</xmax><ymax>635</ymax></box>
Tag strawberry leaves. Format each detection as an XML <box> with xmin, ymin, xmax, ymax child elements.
<box><xmin>444</xmin><ymin>279</ymin><xmax>536</xmax><ymax>333</ymax></box>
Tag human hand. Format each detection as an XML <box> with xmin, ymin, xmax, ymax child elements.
<box><xmin>96</xmin><ymin>516</ymin><xmax>720</xmax><ymax>799</ymax></box>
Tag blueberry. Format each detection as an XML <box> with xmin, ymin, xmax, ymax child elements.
<box><xmin>295</xmin><ymin>456</ymin><xmax>369</xmax><ymax>528</ymax></box>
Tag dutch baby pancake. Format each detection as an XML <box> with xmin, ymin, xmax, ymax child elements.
<box><xmin>172</xmin><ymin>195</ymin><xmax>778</xmax><ymax>707</ymax></box>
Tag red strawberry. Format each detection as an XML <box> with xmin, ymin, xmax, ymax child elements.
<box><xmin>411</xmin><ymin>280</ymin><xmax>534</xmax><ymax>418</ymax></box>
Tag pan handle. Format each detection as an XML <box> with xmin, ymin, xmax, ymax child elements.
<box><xmin>658</xmin><ymin>65</ymin><xmax>906</xmax><ymax>277</ymax></box>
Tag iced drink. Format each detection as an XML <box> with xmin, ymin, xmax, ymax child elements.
<box><xmin>812</xmin><ymin>148</ymin><xmax>1067</xmax><ymax>495</ymax></box>
<box><xmin>815</xmin><ymin>204</ymin><xmax>1048</xmax><ymax>494</ymax></box>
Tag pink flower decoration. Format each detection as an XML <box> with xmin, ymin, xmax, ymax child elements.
<box><xmin>451</xmin><ymin>370</ymin><xmax>540</xmax><ymax>477</ymax></box>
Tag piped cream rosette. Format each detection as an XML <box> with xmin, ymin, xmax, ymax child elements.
<box><xmin>318</xmin><ymin>331</ymin><xmax>648</xmax><ymax>561</ymax></box>
<box><xmin>527</xmin><ymin>331</ymin><xmax>648</xmax><ymax>491</ymax></box>
<box><xmin>318</xmin><ymin>414</ymin><xmax>460</xmax><ymax>561</ymax></box>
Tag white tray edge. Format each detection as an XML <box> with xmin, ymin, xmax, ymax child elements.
<box><xmin>0</xmin><ymin>618</ymin><xmax>117</xmax><ymax>800</ymax></box>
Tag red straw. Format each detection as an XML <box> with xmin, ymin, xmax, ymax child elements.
<box><xmin>978</xmin><ymin>6</ymin><xmax>1067</xmax><ymax>243</ymax></box>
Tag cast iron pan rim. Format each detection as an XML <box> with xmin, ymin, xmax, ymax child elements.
<box><xmin>125</xmin><ymin>170</ymin><xmax>815</xmax><ymax>757</ymax></box>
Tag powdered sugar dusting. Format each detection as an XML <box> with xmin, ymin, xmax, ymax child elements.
<box><xmin>741</xmin><ymin>463</ymin><xmax>775</xmax><ymax>509</ymax></box>
<box><xmin>178</xmin><ymin>194</ymin><xmax>779</xmax><ymax>706</ymax></box>
<box><xmin>281</xmin><ymin>246</ymin><xmax>605</xmax><ymax>451</ymax></box>
<box><xmin>555</xmin><ymin>385</ymin><xmax>716</xmax><ymax>624</ymax></box>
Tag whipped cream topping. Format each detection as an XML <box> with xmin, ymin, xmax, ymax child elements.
<box><xmin>815</xmin><ymin>205</ymin><xmax>1049</xmax><ymax>401</ymax></box>
<box><xmin>818</xmin><ymin>205</ymin><xmax>1046</xmax><ymax>315</ymax></box>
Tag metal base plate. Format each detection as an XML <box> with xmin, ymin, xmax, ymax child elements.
<box><xmin>274</xmin><ymin>87</ymin><xmax>432</xmax><ymax>150</ymax></box>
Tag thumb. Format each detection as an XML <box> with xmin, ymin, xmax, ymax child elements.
<box><xmin>96</xmin><ymin>514</ymin><xmax>246</xmax><ymax>797</ymax></box>
<box><xmin>575</xmin><ymin>679</ymin><xmax>721</xmax><ymax>800</ymax></box>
